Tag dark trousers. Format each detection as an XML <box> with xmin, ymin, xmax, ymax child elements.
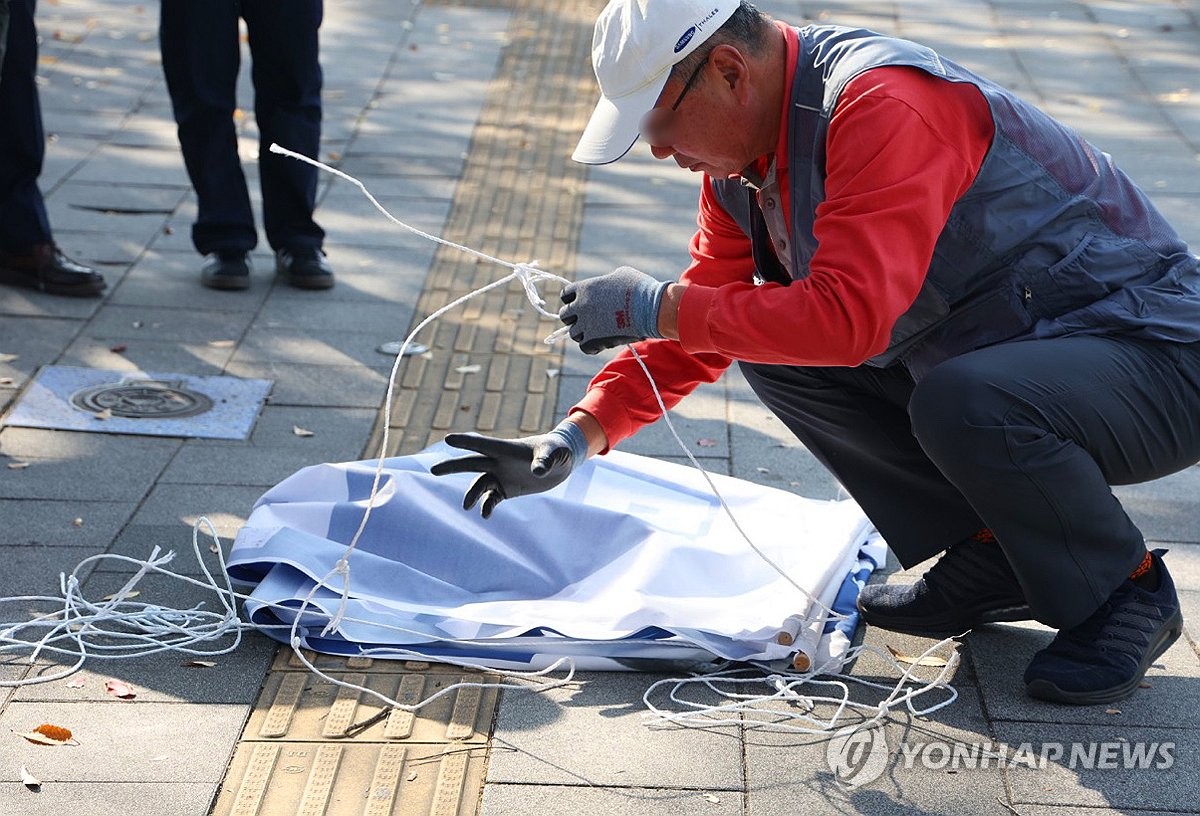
<box><xmin>740</xmin><ymin>335</ymin><xmax>1200</xmax><ymax>629</ymax></box>
<box><xmin>159</xmin><ymin>0</ymin><xmax>325</xmax><ymax>255</ymax></box>
<box><xmin>0</xmin><ymin>0</ymin><xmax>52</xmax><ymax>252</ymax></box>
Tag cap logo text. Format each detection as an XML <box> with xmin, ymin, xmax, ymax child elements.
<box><xmin>674</xmin><ymin>26</ymin><xmax>696</xmax><ymax>53</ymax></box>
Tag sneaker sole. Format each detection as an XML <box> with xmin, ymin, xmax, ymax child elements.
<box><xmin>1025</xmin><ymin>608</ymin><xmax>1184</xmax><ymax>706</ymax></box>
<box><xmin>857</xmin><ymin>598</ymin><xmax>1033</xmax><ymax>638</ymax></box>
<box><xmin>202</xmin><ymin>274</ymin><xmax>251</xmax><ymax>291</ymax></box>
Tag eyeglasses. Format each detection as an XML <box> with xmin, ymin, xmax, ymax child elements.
<box><xmin>639</xmin><ymin>54</ymin><xmax>709</xmax><ymax>144</ymax></box>
<box><xmin>670</xmin><ymin>54</ymin><xmax>709</xmax><ymax>111</ymax></box>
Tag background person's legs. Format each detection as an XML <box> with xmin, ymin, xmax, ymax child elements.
<box><xmin>242</xmin><ymin>0</ymin><xmax>324</xmax><ymax>253</ymax></box>
<box><xmin>0</xmin><ymin>0</ymin><xmax>51</xmax><ymax>253</ymax></box>
<box><xmin>160</xmin><ymin>0</ymin><xmax>257</xmax><ymax>256</ymax></box>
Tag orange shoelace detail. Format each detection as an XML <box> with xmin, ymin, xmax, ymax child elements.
<box><xmin>1129</xmin><ymin>550</ymin><xmax>1153</xmax><ymax>581</ymax></box>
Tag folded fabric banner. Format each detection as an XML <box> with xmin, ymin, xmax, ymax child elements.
<box><xmin>228</xmin><ymin>444</ymin><xmax>885</xmax><ymax>671</ymax></box>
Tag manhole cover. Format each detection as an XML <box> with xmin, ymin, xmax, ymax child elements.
<box><xmin>70</xmin><ymin>378</ymin><xmax>214</xmax><ymax>419</ymax></box>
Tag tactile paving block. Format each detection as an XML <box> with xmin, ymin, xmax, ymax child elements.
<box><xmin>212</xmin><ymin>742</ymin><xmax>487</xmax><ymax>816</ymax></box>
<box><xmin>245</xmin><ymin>671</ymin><xmax>499</xmax><ymax>743</ymax></box>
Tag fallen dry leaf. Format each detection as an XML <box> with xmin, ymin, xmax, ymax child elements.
<box><xmin>182</xmin><ymin>660</ymin><xmax>216</xmax><ymax>669</ymax></box>
<box><xmin>0</xmin><ymin>352</ymin><xmax>18</xmax><ymax>363</ymax></box>
<box><xmin>94</xmin><ymin>408</ymin><xmax>113</xmax><ymax>420</ymax></box>
<box><xmin>696</xmin><ymin>438</ymin><xmax>717</xmax><ymax>448</ymax></box>
<box><xmin>702</xmin><ymin>793</ymin><xmax>721</xmax><ymax>804</ymax></box>
<box><xmin>20</xmin><ymin>765</ymin><xmax>40</xmax><ymax>790</ymax></box>
<box><xmin>17</xmin><ymin>723</ymin><xmax>75</xmax><ymax>746</ymax></box>
<box><xmin>454</xmin><ymin>364</ymin><xmax>482</xmax><ymax>374</ymax></box>
<box><xmin>104</xmin><ymin>679</ymin><xmax>137</xmax><ymax>700</ymax></box>
<box><xmin>66</xmin><ymin>678</ymin><xmax>86</xmax><ymax>689</ymax></box>
<box><xmin>1105</xmin><ymin>708</ymin><xmax>1121</xmax><ymax>715</ymax></box>
<box><xmin>0</xmin><ymin>377</ymin><xmax>13</xmax><ymax>386</ymax></box>
<box><xmin>7</xmin><ymin>462</ymin><xmax>30</xmax><ymax>470</ymax></box>
<box><xmin>292</xmin><ymin>425</ymin><xmax>315</xmax><ymax>437</ymax></box>
<box><xmin>886</xmin><ymin>644</ymin><xmax>950</xmax><ymax>668</ymax></box>
<box><xmin>102</xmin><ymin>590</ymin><xmax>139</xmax><ymax>602</ymax></box>
<box><xmin>72</xmin><ymin>518</ymin><xmax>84</xmax><ymax>528</ymax></box>
<box><xmin>208</xmin><ymin>339</ymin><xmax>236</xmax><ymax>348</ymax></box>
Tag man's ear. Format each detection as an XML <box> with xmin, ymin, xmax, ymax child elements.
<box><xmin>709</xmin><ymin>43</ymin><xmax>751</xmax><ymax>100</ymax></box>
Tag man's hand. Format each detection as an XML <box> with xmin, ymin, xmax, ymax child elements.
<box><xmin>429</xmin><ymin>420</ymin><xmax>588</xmax><ymax>518</ymax></box>
<box><xmin>559</xmin><ymin>266</ymin><xmax>671</xmax><ymax>354</ymax></box>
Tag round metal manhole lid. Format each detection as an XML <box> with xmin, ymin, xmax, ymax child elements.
<box><xmin>69</xmin><ymin>378</ymin><xmax>214</xmax><ymax>419</ymax></box>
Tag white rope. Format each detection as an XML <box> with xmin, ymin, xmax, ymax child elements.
<box><xmin>0</xmin><ymin>144</ymin><xmax>960</xmax><ymax>731</ymax></box>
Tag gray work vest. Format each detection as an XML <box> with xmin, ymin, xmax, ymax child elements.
<box><xmin>712</xmin><ymin>26</ymin><xmax>1200</xmax><ymax>376</ymax></box>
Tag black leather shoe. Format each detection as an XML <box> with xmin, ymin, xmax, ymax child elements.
<box><xmin>201</xmin><ymin>251</ymin><xmax>251</xmax><ymax>290</ymax></box>
<box><xmin>0</xmin><ymin>243</ymin><xmax>106</xmax><ymax>297</ymax></box>
<box><xmin>275</xmin><ymin>247</ymin><xmax>334</xmax><ymax>290</ymax></box>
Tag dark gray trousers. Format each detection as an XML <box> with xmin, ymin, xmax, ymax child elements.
<box><xmin>739</xmin><ymin>335</ymin><xmax>1200</xmax><ymax>629</ymax></box>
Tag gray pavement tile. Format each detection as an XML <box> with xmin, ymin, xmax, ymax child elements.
<box><xmin>995</xmin><ymin>721</ymin><xmax>1194</xmax><ymax>810</ymax></box>
<box><xmin>181</xmin><ymin>404</ymin><xmax>375</xmax><ymax>452</ymax></box>
<box><xmin>1158</xmin><ymin>543</ymin><xmax>1200</xmax><ymax>593</ymax></box>
<box><xmin>106</xmin><ymin>248</ymin><xmax>273</xmax><ymax>311</ymax></box>
<box><xmin>227</xmin><ymin>361</ymin><xmax>389</xmax><ymax>408</ymax></box>
<box><xmin>1150</xmin><ymin>193</ymin><xmax>1200</xmax><ymax>251</ymax></box>
<box><xmin>0</xmin><ymin>783</ymin><xmax>219</xmax><ymax>816</ymax></box>
<box><xmin>0</xmin><ymin>545</ymin><xmax>99</xmax><ymax>611</ymax></box>
<box><xmin>231</xmin><ymin>326</ymin><xmax>398</xmax><ymax>368</ymax></box>
<box><xmin>848</xmin><ymin>623</ymin><xmax>978</xmax><ymax>688</ymax></box>
<box><xmin>488</xmin><ymin>672</ymin><xmax>744</xmax><ymax>789</ymax></box>
<box><xmin>55</xmin><ymin>231</ymin><xmax>146</xmax><ymax>268</ymax></box>
<box><xmin>969</xmin><ymin>619</ymin><xmax>1200</xmax><ymax>729</ymax></box>
<box><xmin>728</xmin><ymin>399</ymin><xmax>844</xmax><ymax>500</ymax></box>
<box><xmin>480</xmin><ymin>783</ymin><xmax>743</xmax><ymax>816</ymax></box>
<box><xmin>80</xmin><ymin>303</ymin><xmax>255</xmax><ymax>344</ymax></box>
<box><xmin>1113</xmin><ymin>466</ymin><xmax>1200</xmax><ymax>544</ymax></box>
<box><xmin>0</xmin><ymin>498</ymin><xmax>136</xmax><ymax>549</ymax></box>
<box><xmin>609</xmin><ymin>383</ymin><xmax>731</xmax><ymax>459</ymax></box>
<box><xmin>252</xmin><ymin>298</ymin><xmax>413</xmax><ymax>337</ymax></box>
<box><xmin>316</xmin><ymin>191</ymin><xmax>453</xmax><ymax>251</ymax></box>
<box><xmin>0</xmin><ymin>700</ymin><xmax>247</xmax><ymax>782</ymax></box>
<box><xmin>744</xmin><ymin>687</ymin><xmax>1010</xmax><ymax>816</ymax></box>
<box><xmin>149</xmin><ymin>445</ymin><xmax>338</xmax><ymax>489</ymax></box>
<box><xmin>0</xmin><ymin>436</ymin><xmax>177</xmax><ymax>501</ymax></box>
<box><xmin>1180</xmin><ymin>590</ymin><xmax>1200</xmax><ymax>651</ymax></box>
<box><xmin>66</xmin><ymin>143</ymin><xmax>191</xmax><ymax>187</ymax></box>
<box><xmin>13</xmin><ymin>630</ymin><xmax>276</xmax><ymax>705</ymax></box>
<box><xmin>269</xmin><ymin>243</ymin><xmax>436</xmax><ymax>305</ymax></box>
<box><xmin>59</xmin><ymin>336</ymin><xmax>234</xmax><ymax>375</ymax></box>
<box><xmin>128</xmin><ymin>483</ymin><xmax>265</xmax><ymax>539</ymax></box>
<box><xmin>0</xmin><ymin>426</ymin><xmax>181</xmax><ymax>458</ymax></box>
<box><xmin>0</xmin><ymin>316</ymin><xmax>82</xmax><ymax>389</ymax></box>
<box><xmin>99</xmin><ymin>523</ymin><xmax>234</xmax><ymax>578</ymax></box>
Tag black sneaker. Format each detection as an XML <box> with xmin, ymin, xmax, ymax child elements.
<box><xmin>275</xmin><ymin>247</ymin><xmax>334</xmax><ymax>290</ymax></box>
<box><xmin>857</xmin><ymin>532</ymin><xmax>1031</xmax><ymax>636</ymax></box>
<box><xmin>1024</xmin><ymin>549</ymin><xmax>1182</xmax><ymax>705</ymax></box>
<box><xmin>201</xmin><ymin>251</ymin><xmax>251</xmax><ymax>290</ymax></box>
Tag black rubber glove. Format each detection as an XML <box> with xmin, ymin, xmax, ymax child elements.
<box><xmin>559</xmin><ymin>266</ymin><xmax>671</xmax><ymax>354</ymax></box>
<box><xmin>429</xmin><ymin>420</ymin><xmax>588</xmax><ymax>518</ymax></box>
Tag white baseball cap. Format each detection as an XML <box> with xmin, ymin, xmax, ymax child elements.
<box><xmin>572</xmin><ymin>0</ymin><xmax>741</xmax><ymax>165</ymax></box>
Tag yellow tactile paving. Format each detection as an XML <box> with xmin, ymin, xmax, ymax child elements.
<box><xmin>216</xmin><ymin>0</ymin><xmax>603</xmax><ymax>813</ymax></box>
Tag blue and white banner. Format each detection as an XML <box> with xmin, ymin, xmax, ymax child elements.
<box><xmin>228</xmin><ymin>445</ymin><xmax>884</xmax><ymax>671</ymax></box>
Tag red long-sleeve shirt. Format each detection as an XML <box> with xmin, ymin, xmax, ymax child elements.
<box><xmin>573</xmin><ymin>26</ymin><xmax>995</xmax><ymax>451</ymax></box>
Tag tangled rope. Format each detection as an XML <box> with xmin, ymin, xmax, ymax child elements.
<box><xmin>0</xmin><ymin>144</ymin><xmax>961</xmax><ymax>732</ymax></box>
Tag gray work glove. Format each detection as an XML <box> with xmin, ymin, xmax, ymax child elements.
<box><xmin>559</xmin><ymin>266</ymin><xmax>671</xmax><ymax>355</ymax></box>
<box><xmin>429</xmin><ymin>419</ymin><xmax>589</xmax><ymax>518</ymax></box>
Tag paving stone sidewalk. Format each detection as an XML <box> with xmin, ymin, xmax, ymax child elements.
<box><xmin>0</xmin><ymin>0</ymin><xmax>1198</xmax><ymax>814</ymax></box>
